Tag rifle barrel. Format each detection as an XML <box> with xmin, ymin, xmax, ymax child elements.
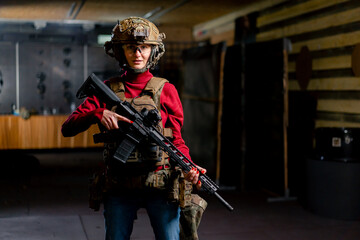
<box><xmin>214</xmin><ymin>192</ymin><xmax>234</xmax><ymax>211</ymax></box>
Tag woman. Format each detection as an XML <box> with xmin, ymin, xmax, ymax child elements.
<box><xmin>61</xmin><ymin>17</ymin><xmax>205</xmax><ymax>240</ymax></box>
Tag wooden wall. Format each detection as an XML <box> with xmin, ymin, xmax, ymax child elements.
<box><xmin>257</xmin><ymin>0</ymin><xmax>360</xmax><ymax>128</ymax></box>
<box><xmin>0</xmin><ymin>115</ymin><xmax>100</xmax><ymax>150</ymax></box>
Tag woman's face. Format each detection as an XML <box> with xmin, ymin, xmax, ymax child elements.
<box><xmin>123</xmin><ymin>44</ymin><xmax>152</xmax><ymax>69</ymax></box>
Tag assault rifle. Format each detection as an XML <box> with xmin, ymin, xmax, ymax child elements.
<box><xmin>76</xmin><ymin>73</ymin><xmax>234</xmax><ymax>211</ymax></box>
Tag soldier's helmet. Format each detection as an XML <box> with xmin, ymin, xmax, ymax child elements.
<box><xmin>104</xmin><ymin>17</ymin><xmax>166</xmax><ymax>72</ymax></box>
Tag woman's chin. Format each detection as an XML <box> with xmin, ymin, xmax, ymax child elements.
<box><xmin>132</xmin><ymin>66</ymin><xmax>145</xmax><ymax>70</ymax></box>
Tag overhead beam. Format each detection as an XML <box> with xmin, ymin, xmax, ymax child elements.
<box><xmin>72</xmin><ymin>0</ymin><xmax>86</xmax><ymax>20</ymax></box>
<box><xmin>148</xmin><ymin>0</ymin><xmax>191</xmax><ymax>21</ymax></box>
<box><xmin>143</xmin><ymin>6</ymin><xmax>164</xmax><ymax>19</ymax></box>
<box><xmin>66</xmin><ymin>2</ymin><xmax>77</xmax><ymax>18</ymax></box>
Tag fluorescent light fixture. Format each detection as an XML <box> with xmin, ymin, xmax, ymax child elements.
<box><xmin>97</xmin><ymin>34</ymin><xmax>111</xmax><ymax>45</ymax></box>
<box><xmin>143</xmin><ymin>6</ymin><xmax>163</xmax><ymax>19</ymax></box>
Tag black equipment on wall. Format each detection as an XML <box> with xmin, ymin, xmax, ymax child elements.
<box><xmin>0</xmin><ymin>42</ymin><xmax>16</xmax><ymax>114</ymax></box>
<box><xmin>0</xmin><ymin>71</ymin><xmax>3</xmax><ymax>94</ymax></box>
<box><xmin>19</xmin><ymin>42</ymin><xmax>84</xmax><ymax>114</ymax></box>
<box><xmin>0</xmin><ymin>41</ymin><xmax>118</xmax><ymax>115</ymax></box>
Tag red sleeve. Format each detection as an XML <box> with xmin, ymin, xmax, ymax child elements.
<box><xmin>160</xmin><ymin>82</ymin><xmax>192</xmax><ymax>162</ymax></box>
<box><xmin>61</xmin><ymin>95</ymin><xmax>107</xmax><ymax>137</ymax></box>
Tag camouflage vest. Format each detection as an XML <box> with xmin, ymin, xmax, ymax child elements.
<box><xmin>103</xmin><ymin>77</ymin><xmax>173</xmax><ymax>191</ymax></box>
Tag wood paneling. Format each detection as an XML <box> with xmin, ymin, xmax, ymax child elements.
<box><xmin>291</xmin><ymin>31</ymin><xmax>360</xmax><ymax>54</ymax></box>
<box><xmin>317</xmin><ymin>99</ymin><xmax>360</xmax><ymax>114</ymax></box>
<box><xmin>315</xmin><ymin>120</ymin><xmax>360</xmax><ymax>128</ymax></box>
<box><xmin>257</xmin><ymin>0</ymin><xmax>360</xmax><ymax>128</ymax></box>
<box><xmin>0</xmin><ymin>115</ymin><xmax>100</xmax><ymax>150</ymax></box>
<box><xmin>289</xmin><ymin>77</ymin><xmax>360</xmax><ymax>91</ymax></box>
<box><xmin>289</xmin><ymin>55</ymin><xmax>351</xmax><ymax>71</ymax></box>
<box><xmin>257</xmin><ymin>0</ymin><xmax>348</xmax><ymax>27</ymax></box>
<box><xmin>258</xmin><ymin>7</ymin><xmax>360</xmax><ymax>42</ymax></box>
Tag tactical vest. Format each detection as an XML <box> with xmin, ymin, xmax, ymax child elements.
<box><xmin>103</xmin><ymin>77</ymin><xmax>173</xmax><ymax>190</ymax></box>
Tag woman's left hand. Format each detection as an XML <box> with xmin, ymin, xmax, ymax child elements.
<box><xmin>184</xmin><ymin>166</ymin><xmax>207</xmax><ymax>190</ymax></box>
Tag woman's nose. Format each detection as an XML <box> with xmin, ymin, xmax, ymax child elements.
<box><xmin>134</xmin><ymin>47</ymin><xmax>142</xmax><ymax>54</ymax></box>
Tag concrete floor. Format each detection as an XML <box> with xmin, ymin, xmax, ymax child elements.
<box><xmin>1</xmin><ymin>152</ymin><xmax>360</xmax><ymax>240</ymax></box>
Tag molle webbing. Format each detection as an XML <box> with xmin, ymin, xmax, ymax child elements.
<box><xmin>107</xmin><ymin>77</ymin><xmax>172</xmax><ymax>165</ymax></box>
<box><xmin>108</xmin><ymin>77</ymin><xmax>171</xmax><ymax>136</ymax></box>
<box><xmin>108</xmin><ymin>77</ymin><xmax>168</xmax><ymax>110</ymax></box>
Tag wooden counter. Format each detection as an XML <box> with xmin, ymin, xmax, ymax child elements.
<box><xmin>0</xmin><ymin>115</ymin><xmax>101</xmax><ymax>150</ymax></box>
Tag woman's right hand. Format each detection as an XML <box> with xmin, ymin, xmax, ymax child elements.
<box><xmin>101</xmin><ymin>109</ymin><xmax>132</xmax><ymax>130</ymax></box>
<box><xmin>184</xmin><ymin>166</ymin><xmax>207</xmax><ymax>190</ymax></box>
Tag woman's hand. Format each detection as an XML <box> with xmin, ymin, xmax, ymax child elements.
<box><xmin>101</xmin><ymin>109</ymin><xmax>132</xmax><ymax>130</ymax></box>
<box><xmin>184</xmin><ymin>166</ymin><xmax>207</xmax><ymax>190</ymax></box>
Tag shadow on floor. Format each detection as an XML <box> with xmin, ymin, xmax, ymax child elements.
<box><xmin>0</xmin><ymin>152</ymin><xmax>360</xmax><ymax>240</ymax></box>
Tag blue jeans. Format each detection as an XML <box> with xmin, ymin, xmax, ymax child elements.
<box><xmin>103</xmin><ymin>189</ymin><xmax>180</xmax><ymax>240</ymax></box>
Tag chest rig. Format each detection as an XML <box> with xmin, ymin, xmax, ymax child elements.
<box><xmin>104</xmin><ymin>77</ymin><xmax>172</xmax><ymax>167</ymax></box>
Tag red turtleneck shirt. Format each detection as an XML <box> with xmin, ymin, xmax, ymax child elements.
<box><xmin>61</xmin><ymin>70</ymin><xmax>191</xmax><ymax>161</ymax></box>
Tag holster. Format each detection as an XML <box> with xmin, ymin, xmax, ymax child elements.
<box><xmin>88</xmin><ymin>168</ymin><xmax>106</xmax><ymax>211</ymax></box>
<box><xmin>144</xmin><ymin>168</ymin><xmax>171</xmax><ymax>189</ymax></box>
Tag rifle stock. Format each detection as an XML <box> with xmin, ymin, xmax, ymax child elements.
<box><xmin>77</xmin><ymin>73</ymin><xmax>234</xmax><ymax>211</ymax></box>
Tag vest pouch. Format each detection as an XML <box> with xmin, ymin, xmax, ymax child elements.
<box><xmin>127</xmin><ymin>142</ymin><xmax>162</xmax><ymax>163</ymax></box>
<box><xmin>126</xmin><ymin>149</ymin><xmax>140</xmax><ymax>163</ymax></box>
<box><xmin>167</xmin><ymin>168</ymin><xmax>182</xmax><ymax>202</ymax></box>
<box><xmin>144</xmin><ymin>168</ymin><xmax>170</xmax><ymax>189</ymax></box>
<box><xmin>138</xmin><ymin>142</ymin><xmax>162</xmax><ymax>162</ymax></box>
<box><xmin>179</xmin><ymin>177</ymin><xmax>193</xmax><ymax>208</ymax></box>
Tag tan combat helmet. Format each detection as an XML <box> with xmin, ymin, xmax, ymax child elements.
<box><xmin>104</xmin><ymin>17</ymin><xmax>166</xmax><ymax>72</ymax></box>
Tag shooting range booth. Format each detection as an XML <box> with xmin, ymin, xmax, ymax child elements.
<box><xmin>1</xmin><ymin>3</ymin><xmax>360</xmax><ymax>240</ymax></box>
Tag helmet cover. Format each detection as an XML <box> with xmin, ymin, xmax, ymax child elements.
<box><xmin>104</xmin><ymin>17</ymin><xmax>166</xmax><ymax>72</ymax></box>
